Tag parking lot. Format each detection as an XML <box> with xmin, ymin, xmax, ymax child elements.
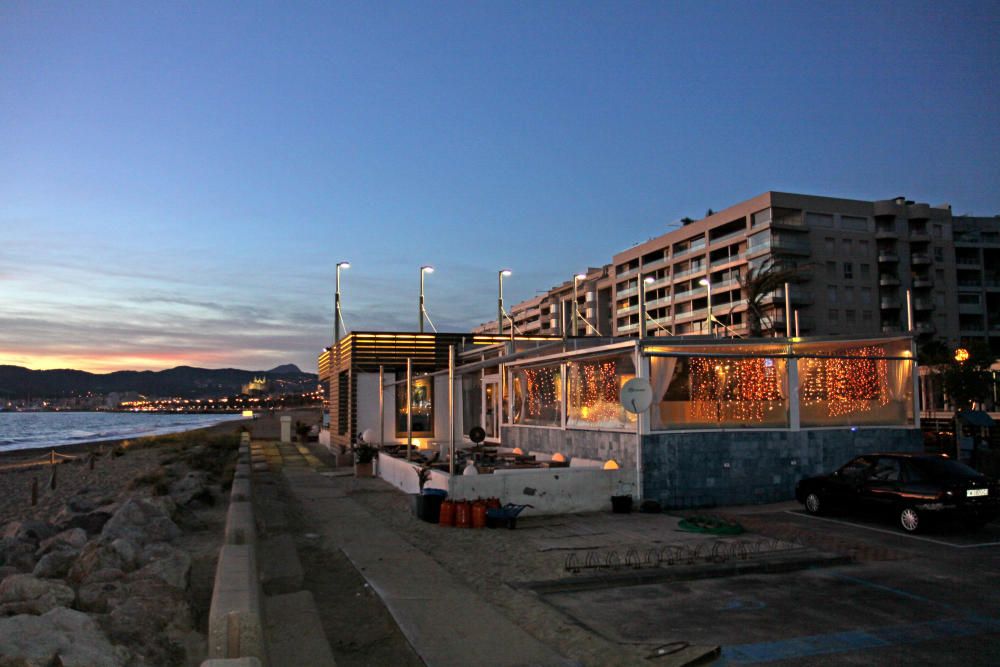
<box><xmin>540</xmin><ymin>503</ymin><xmax>1000</xmax><ymax>665</ymax></box>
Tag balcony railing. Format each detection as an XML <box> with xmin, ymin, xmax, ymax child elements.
<box><xmin>878</xmin><ymin>252</ymin><xmax>899</xmax><ymax>263</ymax></box>
<box><xmin>710</xmin><ymin>250</ymin><xmax>746</xmax><ymax>268</ymax></box>
<box><xmin>708</xmin><ymin>229</ymin><xmax>745</xmax><ymax>247</ymax></box>
<box><xmin>671</xmin><ymin>242</ymin><xmax>707</xmax><ymax>260</ymax></box>
<box><xmin>911</xmin><ymin>253</ymin><xmax>931</xmax><ymax>265</ymax></box>
<box><xmin>672</xmin><ymin>265</ymin><xmax>707</xmax><ymax>281</ymax></box>
<box><xmin>879</xmin><ymin>274</ymin><xmax>900</xmax><ymax>286</ymax></box>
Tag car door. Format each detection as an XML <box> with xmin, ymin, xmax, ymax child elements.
<box><xmin>828</xmin><ymin>456</ymin><xmax>876</xmax><ymax>508</ymax></box>
<box><xmin>860</xmin><ymin>456</ymin><xmax>903</xmax><ymax>513</ymax></box>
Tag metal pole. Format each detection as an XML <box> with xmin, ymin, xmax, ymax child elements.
<box><xmin>784</xmin><ymin>282</ymin><xmax>792</xmax><ymax>338</ymax></box>
<box><xmin>638</xmin><ymin>273</ymin><xmax>647</xmax><ymax>338</ymax></box>
<box><xmin>448</xmin><ymin>345</ymin><xmax>455</xmax><ymax>476</ymax></box>
<box><xmin>906</xmin><ymin>289</ymin><xmax>913</xmax><ymax>332</ymax></box>
<box><xmin>334</xmin><ymin>265</ymin><xmax>341</xmax><ymax>345</ymax></box>
<box><xmin>406</xmin><ymin>358</ymin><xmax>412</xmax><ymax>462</ymax></box>
<box><xmin>706</xmin><ymin>280</ymin><xmax>713</xmax><ymax>336</ymax></box>
<box><xmin>378</xmin><ymin>365</ymin><xmax>384</xmax><ymax>447</ymax></box>
<box><xmin>419</xmin><ymin>268</ymin><xmax>425</xmax><ymax>333</ymax></box>
<box><xmin>794</xmin><ymin>310</ymin><xmax>800</xmax><ymax>337</ymax></box>
<box><xmin>572</xmin><ymin>276</ymin><xmax>580</xmax><ymax>336</ymax></box>
<box><xmin>497</xmin><ymin>272</ymin><xmax>504</xmax><ymax>336</ymax></box>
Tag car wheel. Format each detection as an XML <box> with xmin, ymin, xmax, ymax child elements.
<box><xmin>804</xmin><ymin>492</ymin><xmax>823</xmax><ymax>515</ymax></box>
<box><xmin>899</xmin><ymin>506</ymin><xmax>920</xmax><ymax>533</ymax></box>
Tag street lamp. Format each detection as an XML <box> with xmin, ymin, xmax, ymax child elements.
<box><xmin>638</xmin><ymin>275</ymin><xmax>654</xmax><ymax>337</ymax></box>
<box><xmin>419</xmin><ymin>265</ymin><xmax>434</xmax><ymax>333</ymax></box>
<box><xmin>572</xmin><ymin>273</ymin><xmax>586</xmax><ymax>336</ymax></box>
<box><xmin>498</xmin><ymin>269</ymin><xmax>512</xmax><ymax>335</ymax></box>
<box><xmin>334</xmin><ymin>261</ymin><xmax>350</xmax><ymax>344</ymax></box>
<box><xmin>699</xmin><ymin>278</ymin><xmax>713</xmax><ymax>336</ymax></box>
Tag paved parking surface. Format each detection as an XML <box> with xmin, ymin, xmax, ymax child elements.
<box><xmin>540</xmin><ymin>505</ymin><xmax>1000</xmax><ymax>665</ymax></box>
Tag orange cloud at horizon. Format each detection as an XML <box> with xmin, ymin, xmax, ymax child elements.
<box><xmin>0</xmin><ymin>349</ymin><xmax>243</xmax><ymax>374</ymax></box>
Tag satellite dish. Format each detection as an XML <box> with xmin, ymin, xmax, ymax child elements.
<box><xmin>620</xmin><ymin>377</ymin><xmax>654</xmax><ymax>414</ymax></box>
<box><xmin>360</xmin><ymin>428</ymin><xmax>375</xmax><ymax>444</ymax></box>
<box><xmin>468</xmin><ymin>426</ymin><xmax>486</xmax><ymax>444</ymax></box>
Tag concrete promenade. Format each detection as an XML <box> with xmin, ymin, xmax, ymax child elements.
<box><xmin>279</xmin><ymin>453</ymin><xmax>578</xmax><ymax>667</ymax></box>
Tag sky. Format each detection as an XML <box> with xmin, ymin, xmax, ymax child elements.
<box><xmin>2</xmin><ymin>1</ymin><xmax>999</xmax><ymax>374</ymax></box>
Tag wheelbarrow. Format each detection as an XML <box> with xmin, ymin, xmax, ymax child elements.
<box><xmin>486</xmin><ymin>503</ymin><xmax>533</xmax><ymax>529</ymax></box>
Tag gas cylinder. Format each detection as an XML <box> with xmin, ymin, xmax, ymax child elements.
<box><xmin>455</xmin><ymin>500</ymin><xmax>471</xmax><ymax>528</ymax></box>
<box><xmin>438</xmin><ymin>500</ymin><xmax>455</xmax><ymax>527</ymax></box>
<box><xmin>471</xmin><ymin>500</ymin><xmax>487</xmax><ymax>529</ymax></box>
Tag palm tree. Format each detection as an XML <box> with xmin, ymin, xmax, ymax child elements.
<box><xmin>737</xmin><ymin>258</ymin><xmax>808</xmax><ymax>337</ymax></box>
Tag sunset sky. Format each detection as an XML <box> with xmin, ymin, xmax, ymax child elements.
<box><xmin>2</xmin><ymin>2</ymin><xmax>999</xmax><ymax>374</ymax></box>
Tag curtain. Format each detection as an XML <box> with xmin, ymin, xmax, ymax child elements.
<box><xmin>650</xmin><ymin>356</ymin><xmax>678</xmax><ymax>430</ymax></box>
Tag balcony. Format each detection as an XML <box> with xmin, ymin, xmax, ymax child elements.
<box><xmin>770</xmin><ymin>237</ymin><xmax>811</xmax><ymax>255</ymax></box>
<box><xmin>959</xmin><ymin>302</ymin><xmax>984</xmax><ymax>315</ymax></box>
<box><xmin>881</xmin><ymin>324</ymin><xmax>902</xmax><ymax>334</ymax></box>
<box><xmin>708</xmin><ymin>229</ymin><xmax>745</xmax><ymax>247</ymax></box>
<box><xmin>771</xmin><ymin>215</ymin><xmax>807</xmax><ymax>230</ymax></box>
<box><xmin>912</xmin><ymin>276</ymin><xmax>933</xmax><ymax>288</ymax></box>
<box><xmin>878</xmin><ymin>251</ymin><xmax>899</xmax><ymax>263</ymax></box>
<box><xmin>642</xmin><ymin>255</ymin><xmax>670</xmax><ymax>272</ymax></box>
<box><xmin>710</xmin><ymin>251</ymin><xmax>746</xmax><ymax>269</ymax></box>
<box><xmin>913</xmin><ymin>298</ymin><xmax>933</xmax><ymax>311</ymax></box>
<box><xmin>875</xmin><ymin>228</ymin><xmax>899</xmax><ymax>240</ymax></box>
<box><xmin>672</xmin><ymin>265</ymin><xmax>707</xmax><ymax>282</ymax></box>
<box><xmin>616</xmin><ymin>303</ymin><xmax>639</xmax><ymax>316</ymax></box>
<box><xmin>617</xmin><ymin>286</ymin><xmax>638</xmax><ymax>299</ymax></box>
<box><xmin>879</xmin><ymin>274</ymin><xmax>900</xmax><ymax>286</ymax></box>
<box><xmin>671</xmin><ymin>285</ymin><xmax>706</xmax><ymax>302</ymax></box>
<box><xmin>617</xmin><ymin>322</ymin><xmax>639</xmax><ymax>334</ymax></box>
<box><xmin>957</xmin><ymin>255</ymin><xmax>982</xmax><ymax>266</ymax></box>
<box><xmin>911</xmin><ymin>253</ymin><xmax>932</xmax><ymax>266</ymax></box>
<box><xmin>645</xmin><ymin>296</ymin><xmax>672</xmax><ymax>310</ymax></box>
<box><xmin>616</xmin><ymin>266</ymin><xmax>639</xmax><ymax>280</ymax></box>
<box><xmin>672</xmin><ymin>242</ymin><xmax>706</xmax><ymax>261</ymax></box>
<box><xmin>909</xmin><ymin>230</ymin><xmax>931</xmax><ymax>243</ymax></box>
<box><xmin>880</xmin><ymin>297</ymin><xmax>901</xmax><ymax>309</ymax></box>
<box><xmin>914</xmin><ymin>322</ymin><xmax>936</xmax><ymax>334</ymax></box>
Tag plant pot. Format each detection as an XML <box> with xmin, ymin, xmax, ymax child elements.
<box><xmin>335</xmin><ymin>453</ymin><xmax>354</xmax><ymax>468</ymax></box>
<box><xmin>355</xmin><ymin>461</ymin><xmax>374</xmax><ymax>478</ymax></box>
<box><xmin>611</xmin><ymin>495</ymin><xmax>633</xmax><ymax>514</ymax></box>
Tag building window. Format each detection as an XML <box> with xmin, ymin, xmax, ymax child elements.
<box><xmin>826</xmin><ymin>261</ymin><xmax>837</xmax><ymax>278</ymax></box>
<box><xmin>861</xmin><ymin>287</ymin><xmax>872</xmax><ymax>304</ymax></box>
<box><xmin>841</xmin><ymin>215</ymin><xmax>868</xmax><ymax>231</ymax></box>
<box><xmin>859</xmin><ymin>239</ymin><xmax>869</xmax><ymax>253</ymax></box>
<box><xmin>845</xmin><ymin>309</ymin><xmax>856</xmax><ymax>323</ymax></box>
<box><xmin>806</xmin><ymin>212</ymin><xmax>834</xmax><ymax>228</ymax></box>
<box><xmin>827</xmin><ymin>286</ymin><xmax>838</xmax><ymax>303</ymax></box>
<box><xmin>862</xmin><ymin>310</ymin><xmax>873</xmax><ymax>322</ymax></box>
<box><xmin>751</xmin><ymin>209</ymin><xmax>772</xmax><ymax>227</ymax></box>
<box><xmin>959</xmin><ymin>293</ymin><xmax>981</xmax><ymax>304</ymax></box>
<box><xmin>396</xmin><ymin>375</ymin><xmax>434</xmax><ymax>437</ymax></box>
<box><xmin>829</xmin><ymin>309</ymin><xmax>839</xmax><ymax>321</ymax></box>
<box><xmin>860</xmin><ymin>263</ymin><xmax>871</xmax><ymax>279</ymax></box>
<box><xmin>825</xmin><ymin>237</ymin><xmax>835</xmax><ymax>253</ymax></box>
<box><xmin>935</xmin><ymin>269</ymin><xmax>945</xmax><ymax>281</ymax></box>
<box><xmin>511</xmin><ymin>364</ymin><xmax>562</xmax><ymax>427</ymax></box>
<box><xmin>842</xmin><ymin>239</ymin><xmax>853</xmax><ymax>254</ymax></box>
<box><xmin>934</xmin><ymin>247</ymin><xmax>944</xmax><ymax>261</ymax></box>
<box><xmin>566</xmin><ymin>353</ymin><xmax>636</xmax><ymax>430</ymax></box>
<box><xmin>935</xmin><ymin>291</ymin><xmax>946</xmax><ymax>306</ymax></box>
<box><xmin>933</xmin><ymin>224</ymin><xmax>943</xmax><ymax>239</ymax></box>
<box><xmin>844</xmin><ymin>286</ymin><xmax>855</xmax><ymax>303</ymax></box>
<box><xmin>843</xmin><ymin>262</ymin><xmax>853</xmax><ymax>280</ymax></box>
<box><xmin>337</xmin><ymin>372</ymin><xmax>349</xmax><ymax>435</ymax></box>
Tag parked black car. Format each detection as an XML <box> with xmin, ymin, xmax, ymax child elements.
<box><xmin>795</xmin><ymin>453</ymin><xmax>999</xmax><ymax>532</ymax></box>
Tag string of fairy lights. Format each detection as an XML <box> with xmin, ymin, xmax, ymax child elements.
<box><xmin>800</xmin><ymin>345</ymin><xmax>890</xmax><ymax>417</ymax></box>
<box><xmin>690</xmin><ymin>357</ymin><xmax>784</xmax><ymax>423</ymax></box>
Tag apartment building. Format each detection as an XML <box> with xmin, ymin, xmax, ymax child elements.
<box><xmin>476</xmin><ymin>191</ymin><xmax>1000</xmax><ymax>347</ymax></box>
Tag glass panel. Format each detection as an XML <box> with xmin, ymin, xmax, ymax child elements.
<box><xmin>395</xmin><ymin>375</ymin><xmax>434</xmax><ymax>436</ymax></box>
<box><xmin>511</xmin><ymin>364</ymin><xmax>562</xmax><ymax>427</ymax></box>
<box><xmin>460</xmin><ymin>372</ymin><xmax>481</xmax><ymax>437</ymax></box>
<box><xmin>566</xmin><ymin>353</ymin><xmax>637</xmax><ymax>429</ymax></box>
<box><xmin>798</xmin><ymin>350</ymin><xmax>913</xmax><ymax>427</ymax></box>
<box><xmin>651</xmin><ymin>356</ymin><xmax>789</xmax><ymax>429</ymax></box>
<box><xmin>484</xmin><ymin>382</ymin><xmax>497</xmax><ymax>438</ymax></box>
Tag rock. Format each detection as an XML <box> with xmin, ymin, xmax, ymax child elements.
<box><xmin>32</xmin><ymin>548</ymin><xmax>79</xmax><ymax>579</ymax></box>
<box><xmin>109</xmin><ymin>538</ymin><xmax>139</xmax><ymax>571</ymax></box>
<box><xmin>106</xmin><ymin>578</ymin><xmax>191</xmax><ymax>665</ymax></box>
<box><xmin>67</xmin><ymin>542</ymin><xmax>133</xmax><ymax>584</ymax></box>
<box><xmin>77</xmin><ymin>579</ymin><xmax>129</xmax><ymax>613</ymax></box>
<box><xmin>67</xmin><ymin>495</ymin><xmax>97</xmax><ymax>513</ymax></box>
<box><xmin>0</xmin><ymin>574</ymin><xmax>75</xmax><ymax>616</ymax></box>
<box><xmin>100</xmin><ymin>498</ymin><xmax>180</xmax><ymax>546</ymax></box>
<box><xmin>53</xmin><ymin>507</ymin><xmax>114</xmax><ymax>536</ymax></box>
<box><xmin>131</xmin><ymin>543</ymin><xmax>191</xmax><ymax>589</ymax></box>
<box><xmin>168</xmin><ymin>471</ymin><xmax>213</xmax><ymax>506</ymax></box>
<box><xmin>81</xmin><ymin>567</ymin><xmax>126</xmax><ymax>584</ymax></box>
<box><xmin>0</xmin><ymin>537</ymin><xmax>37</xmax><ymax>572</ymax></box>
<box><xmin>0</xmin><ymin>565</ymin><xmax>18</xmax><ymax>583</ymax></box>
<box><xmin>37</xmin><ymin>527</ymin><xmax>88</xmax><ymax>556</ymax></box>
<box><xmin>0</xmin><ymin>606</ymin><xmax>131</xmax><ymax>666</ymax></box>
<box><xmin>2</xmin><ymin>520</ymin><xmax>55</xmax><ymax>544</ymax></box>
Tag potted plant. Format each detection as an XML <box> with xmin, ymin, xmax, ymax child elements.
<box><xmin>295</xmin><ymin>421</ymin><xmax>310</xmax><ymax>444</ymax></box>
<box><xmin>335</xmin><ymin>443</ymin><xmax>354</xmax><ymax>468</ymax></box>
<box><xmin>354</xmin><ymin>443</ymin><xmax>377</xmax><ymax>477</ymax></box>
<box><xmin>611</xmin><ymin>481</ymin><xmax>633</xmax><ymax>514</ymax></box>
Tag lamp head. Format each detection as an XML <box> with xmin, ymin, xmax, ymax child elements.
<box><xmin>337</xmin><ymin>261</ymin><xmax>351</xmax><ymax>269</ymax></box>
<box><xmin>574</xmin><ymin>273</ymin><xmax>586</xmax><ymax>281</ymax></box>
<box><xmin>421</xmin><ymin>265</ymin><xmax>434</xmax><ymax>273</ymax></box>
<box><xmin>643</xmin><ymin>276</ymin><xmax>655</xmax><ymax>284</ymax></box>
<box><xmin>698</xmin><ymin>278</ymin><xmax>709</xmax><ymax>287</ymax></box>
<box><xmin>500</xmin><ymin>269</ymin><xmax>512</xmax><ymax>277</ymax></box>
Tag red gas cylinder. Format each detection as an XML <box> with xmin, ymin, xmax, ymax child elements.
<box><xmin>438</xmin><ymin>500</ymin><xmax>455</xmax><ymax>527</ymax></box>
<box><xmin>455</xmin><ymin>501</ymin><xmax>471</xmax><ymax>528</ymax></box>
<box><xmin>486</xmin><ymin>497</ymin><xmax>501</xmax><ymax>510</ymax></box>
<box><xmin>471</xmin><ymin>501</ymin><xmax>487</xmax><ymax>529</ymax></box>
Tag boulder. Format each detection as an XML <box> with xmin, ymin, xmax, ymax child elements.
<box><xmin>100</xmin><ymin>498</ymin><xmax>180</xmax><ymax>546</ymax></box>
<box><xmin>131</xmin><ymin>543</ymin><xmax>191</xmax><ymax>590</ymax></box>
<box><xmin>2</xmin><ymin>520</ymin><xmax>56</xmax><ymax>544</ymax></box>
<box><xmin>168</xmin><ymin>471</ymin><xmax>213</xmax><ymax>506</ymax></box>
<box><xmin>0</xmin><ymin>536</ymin><xmax>38</xmax><ymax>572</ymax></box>
<box><xmin>106</xmin><ymin>578</ymin><xmax>191</xmax><ymax>665</ymax></box>
<box><xmin>0</xmin><ymin>573</ymin><xmax>75</xmax><ymax>616</ymax></box>
<box><xmin>37</xmin><ymin>527</ymin><xmax>88</xmax><ymax>556</ymax></box>
<box><xmin>32</xmin><ymin>548</ymin><xmax>79</xmax><ymax>579</ymax></box>
<box><xmin>0</xmin><ymin>565</ymin><xmax>19</xmax><ymax>583</ymax></box>
<box><xmin>109</xmin><ymin>538</ymin><xmax>140</xmax><ymax>571</ymax></box>
<box><xmin>53</xmin><ymin>506</ymin><xmax>114</xmax><ymax>536</ymax></box>
<box><xmin>66</xmin><ymin>495</ymin><xmax>97</xmax><ymax>513</ymax></box>
<box><xmin>77</xmin><ymin>579</ymin><xmax>129</xmax><ymax>613</ymax></box>
<box><xmin>0</xmin><ymin>606</ymin><xmax>131</xmax><ymax>666</ymax></box>
<box><xmin>67</xmin><ymin>542</ymin><xmax>133</xmax><ymax>584</ymax></box>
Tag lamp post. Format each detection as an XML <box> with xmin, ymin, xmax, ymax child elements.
<box><xmin>334</xmin><ymin>261</ymin><xmax>350</xmax><ymax>344</ymax></box>
<box><xmin>419</xmin><ymin>265</ymin><xmax>434</xmax><ymax>333</ymax></box>
<box><xmin>498</xmin><ymin>269</ymin><xmax>512</xmax><ymax>335</ymax></box>
<box><xmin>638</xmin><ymin>275</ymin><xmax>654</xmax><ymax>337</ymax></box>
<box><xmin>699</xmin><ymin>278</ymin><xmax>712</xmax><ymax>336</ymax></box>
<box><xmin>572</xmin><ymin>273</ymin><xmax>586</xmax><ymax>336</ymax></box>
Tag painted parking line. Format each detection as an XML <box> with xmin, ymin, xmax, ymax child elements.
<box><xmin>719</xmin><ymin>615</ymin><xmax>1000</xmax><ymax>664</ymax></box>
<box><xmin>782</xmin><ymin>510</ymin><xmax>1000</xmax><ymax>548</ymax></box>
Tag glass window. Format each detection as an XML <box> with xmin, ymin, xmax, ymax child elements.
<box><xmin>747</xmin><ymin>230</ymin><xmax>771</xmax><ymax>250</ymax></box>
<box><xmin>825</xmin><ymin>237</ymin><xmax>835</xmax><ymax>253</ymax></box>
<box><xmin>845</xmin><ymin>309</ymin><xmax>856</xmax><ymax>323</ymax></box>
<box><xmin>806</xmin><ymin>212</ymin><xmax>834</xmax><ymax>228</ymax></box>
<box><xmin>511</xmin><ymin>364</ymin><xmax>562</xmax><ymax>427</ymax></box>
<box><xmin>862</xmin><ymin>310</ymin><xmax>873</xmax><ymax>322</ymax></box>
<box><xmin>861</xmin><ymin>287</ymin><xmax>872</xmax><ymax>304</ymax></box>
<box><xmin>396</xmin><ymin>375</ymin><xmax>434</xmax><ymax>437</ymax></box>
<box><xmin>461</xmin><ymin>372</ymin><xmax>482</xmax><ymax>436</ymax></box>
<box><xmin>566</xmin><ymin>353</ymin><xmax>636</xmax><ymax>430</ymax></box>
<box><xmin>934</xmin><ymin>247</ymin><xmax>944</xmax><ymax>261</ymax></box>
<box><xmin>841</xmin><ymin>216</ymin><xmax>868</xmax><ymax>231</ymax></box>
<box><xmin>650</xmin><ymin>356</ymin><xmax>789</xmax><ymax>430</ymax></box>
<box><xmin>933</xmin><ymin>224</ymin><xmax>943</xmax><ymax>239</ymax></box>
<box><xmin>829</xmin><ymin>309</ymin><xmax>839</xmax><ymax>321</ymax></box>
<box><xmin>860</xmin><ymin>263</ymin><xmax>871</xmax><ymax>279</ymax></box>
<box><xmin>844</xmin><ymin>286</ymin><xmax>855</xmax><ymax>303</ymax></box>
<box><xmin>827</xmin><ymin>286</ymin><xmax>837</xmax><ymax>303</ymax></box>
<box><xmin>842</xmin><ymin>239</ymin><xmax>853</xmax><ymax>253</ymax></box>
<box><xmin>843</xmin><ymin>262</ymin><xmax>853</xmax><ymax>280</ymax></box>
<box><xmin>752</xmin><ymin>209</ymin><xmax>772</xmax><ymax>227</ymax></box>
<box><xmin>826</xmin><ymin>261</ymin><xmax>837</xmax><ymax>278</ymax></box>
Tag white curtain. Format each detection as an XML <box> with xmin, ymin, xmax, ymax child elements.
<box><xmin>650</xmin><ymin>356</ymin><xmax>678</xmax><ymax>430</ymax></box>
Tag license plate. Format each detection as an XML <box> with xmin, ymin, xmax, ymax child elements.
<box><xmin>967</xmin><ymin>488</ymin><xmax>989</xmax><ymax>497</ymax></box>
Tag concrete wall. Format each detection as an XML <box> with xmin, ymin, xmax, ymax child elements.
<box><xmin>450</xmin><ymin>467</ymin><xmax>632</xmax><ymax>516</ymax></box>
<box><xmin>642</xmin><ymin>427</ymin><xmax>923</xmax><ymax>508</ymax></box>
<box><xmin>356</xmin><ymin>373</ymin><xmax>381</xmax><ymax>439</ymax></box>
<box><xmin>501</xmin><ymin>425</ymin><xmax>637</xmax><ymax>469</ymax></box>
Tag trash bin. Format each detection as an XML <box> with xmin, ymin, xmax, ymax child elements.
<box><xmin>421</xmin><ymin>488</ymin><xmax>448</xmax><ymax>523</ymax></box>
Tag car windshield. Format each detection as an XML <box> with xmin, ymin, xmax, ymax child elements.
<box><xmin>911</xmin><ymin>456</ymin><xmax>982</xmax><ymax>480</ymax></box>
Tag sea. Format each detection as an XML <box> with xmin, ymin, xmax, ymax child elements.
<box><xmin>0</xmin><ymin>412</ymin><xmax>245</xmax><ymax>453</ymax></box>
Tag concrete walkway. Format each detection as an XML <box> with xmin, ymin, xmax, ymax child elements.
<box><xmin>277</xmin><ymin>446</ymin><xmax>577</xmax><ymax>667</ymax></box>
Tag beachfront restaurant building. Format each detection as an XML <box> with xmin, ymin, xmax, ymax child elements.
<box><xmin>324</xmin><ymin>332</ymin><xmax>919</xmax><ymax>513</ymax></box>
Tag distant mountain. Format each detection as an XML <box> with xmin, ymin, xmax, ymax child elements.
<box><xmin>0</xmin><ymin>364</ymin><xmax>318</xmax><ymax>400</ymax></box>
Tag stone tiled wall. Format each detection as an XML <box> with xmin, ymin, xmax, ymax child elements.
<box><xmin>500</xmin><ymin>426</ymin><xmax>637</xmax><ymax>469</ymax></box>
<box><xmin>642</xmin><ymin>428</ymin><xmax>923</xmax><ymax>508</ymax></box>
